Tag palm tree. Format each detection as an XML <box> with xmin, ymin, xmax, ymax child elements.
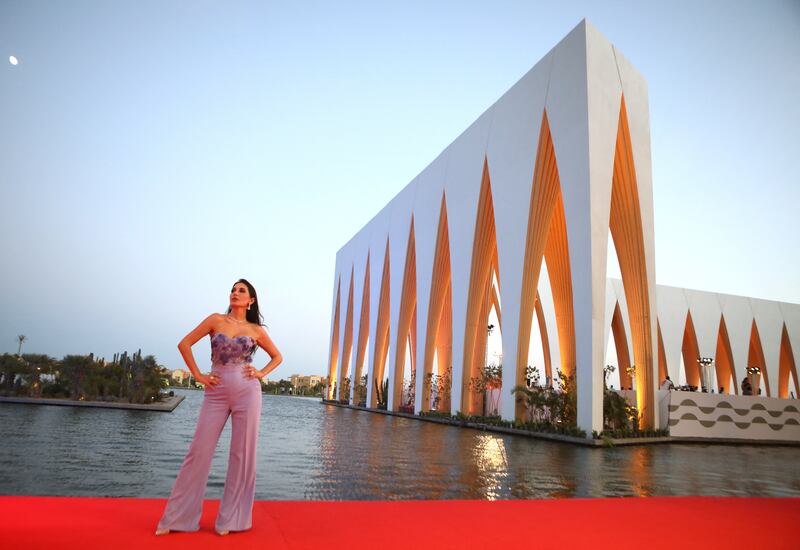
<box><xmin>17</xmin><ymin>335</ymin><xmax>26</xmax><ymax>356</ymax></box>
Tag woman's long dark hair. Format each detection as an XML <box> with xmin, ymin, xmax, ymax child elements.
<box><xmin>227</xmin><ymin>278</ymin><xmax>264</xmax><ymax>326</ymax></box>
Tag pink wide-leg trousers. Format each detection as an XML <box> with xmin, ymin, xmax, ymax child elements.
<box><xmin>157</xmin><ymin>361</ymin><xmax>262</xmax><ymax>533</ymax></box>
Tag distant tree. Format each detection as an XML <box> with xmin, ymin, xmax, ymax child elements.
<box><xmin>60</xmin><ymin>355</ymin><xmax>93</xmax><ymax>400</ymax></box>
<box><xmin>0</xmin><ymin>353</ymin><xmax>27</xmax><ymax>394</ymax></box>
<box><xmin>21</xmin><ymin>354</ymin><xmax>58</xmax><ymax>398</ymax></box>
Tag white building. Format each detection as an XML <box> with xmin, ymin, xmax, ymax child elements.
<box><xmin>326</xmin><ymin>20</ymin><xmax>799</xmax><ymax>439</ymax></box>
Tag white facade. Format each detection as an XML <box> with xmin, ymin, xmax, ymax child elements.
<box><xmin>325</xmin><ymin>20</ymin><xmax>799</xmax><ymax>437</ymax></box>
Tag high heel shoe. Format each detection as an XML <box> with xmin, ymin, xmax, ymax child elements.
<box><xmin>154</xmin><ymin>528</ymin><xmax>170</xmax><ymax>536</ymax></box>
<box><xmin>215</xmin><ymin>529</ymin><xmax>230</xmax><ymax>536</ymax></box>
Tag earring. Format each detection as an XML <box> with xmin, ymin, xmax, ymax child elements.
<box><xmin>248</xmin><ymin>303</ymin><xmax>252</xmax><ymax>311</ymax></box>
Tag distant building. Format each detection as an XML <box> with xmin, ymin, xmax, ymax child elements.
<box><xmin>171</xmin><ymin>369</ymin><xmax>191</xmax><ymax>384</ymax></box>
<box><xmin>290</xmin><ymin>374</ymin><xmax>325</xmax><ymax>391</ymax></box>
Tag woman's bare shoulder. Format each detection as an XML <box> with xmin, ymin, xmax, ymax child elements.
<box><xmin>205</xmin><ymin>313</ymin><xmax>227</xmax><ymax>330</ymax></box>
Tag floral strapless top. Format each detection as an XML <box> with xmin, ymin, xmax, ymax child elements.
<box><xmin>210</xmin><ymin>333</ymin><xmax>256</xmax><ymax>366</ymax></box>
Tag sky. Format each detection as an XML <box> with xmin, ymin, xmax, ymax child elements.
<box><xmin>1</xmin><ymin>1</ymin><xmax>798</xmax><ymax>378</ymax></box>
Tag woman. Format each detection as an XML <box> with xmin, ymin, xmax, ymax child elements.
<box><xmin>155</xmin><ymin>279</ymin><xmax>282</xmax><ymax>536</ymax></box>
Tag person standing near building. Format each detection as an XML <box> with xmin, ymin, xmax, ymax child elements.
<box><xmin>156</xmin><ymin>279</ymin><xmax>282</xmax><ymax>536</ymax></box>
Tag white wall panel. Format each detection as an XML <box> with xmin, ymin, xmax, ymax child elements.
<box><xmin>656</xmin><ymin>285</ymin><xmax>690</xmax><ymax>384</ymax></box>
<box><xmin>684</xmin><ymin>289</ymin><xmax>722</xmax><ymax>358</ymax></box>
<box><xmin>718</xmin><ymin>293</ymin><xmax>754</xmax><ymax>390</ymax></box>
<box><xmin>386</xmin><ymin>184</ymin><xmax>418</xmax><ymax>411</ymax></box>
<box><xmin>441</xmin><ymin>110</ymin><xmax>495</xmax><ymax>414</ymax></box>
<box><xmin>751</xmin><ymin>298</ymin><xmax>784</xmax><ymax>396</ymax></box>
<box><xmin>485</xmin><ymin>51</ymin><xmax>553</xmax><ymax>420</ymax></box>
<box><xmin>364</xmin><ymin>206</ymin><xmax>392</xmax><ymax>407</ymax></box>
<box><xmin>346</xmin><ymin>234</ymin><xmax>370</xmax><ymax>403</ymax></box>
<box><xmin>411</xmin><ymin>153</ymin><xmax>448</xmax><ymax>414</ymax></box>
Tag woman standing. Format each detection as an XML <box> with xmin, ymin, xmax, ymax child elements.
<box><xmin>156</xmin><ymin>279</ymin><xmax>282</xmax><ymax>536</ymax></box>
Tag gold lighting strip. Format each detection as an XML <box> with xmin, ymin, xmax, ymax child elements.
<box><xmin>515</xmin><ymin>111</ymin><xmax>565</xmax><ymax>420</ymax></box>
<box><xmin>327</xmin><ymin>277</ymin><xmax>341</xmax><ymax>400</ymax></box>
<box><xmin>393</xmin><ymin>219</ymin><xmax>417</xmax><ymax>410</ymax></box>
<box><xmin>353</xmin><ymin>254</ymin><xmax>371</xmax><ymax>393</ymax></box>
<box><xmin>370</xmin><ymin>239</ymin><xmax>391</xmax><ymax>407</ymax></box>
<box><xmin>609</xmin><ymin>96</ymin><xmax>654</xmax><ymax>428</ymax></box>
<box><xmin>779</xmin><ymin>324</ymin><xmax>799</xmax><ymax>398</ymax></box>
<box><xmin>543</xmin><ymin>189</ymin><xmax>576</xmax><ymax>379</ymax></box>
<box><xmin>715</xmin><ymin>316</ymin><xmax>737</xmax><ymax>394</ymax></box>
<box><xmin>681</xmin><ymin>312</ymin><xmax>702</xmax><ymax>388</ymax></box>
<box><xmin>423</xmin><ymin>195</ymin><xmax>453</xmax><ymax>412</ymax></box>
<box><xmin>611</xmin><ymin>302</ymin><xmax>632</xmax><ymax>390</ymax></box>
<box><xmin>461</xmin><ymin>159</ymin><xmax>499</xmax><ymax>416</ymax></box>
<box><xmin>339</xmin><ymin>266</ymin><xmax>355</xmax><ymax>400</ymax></box>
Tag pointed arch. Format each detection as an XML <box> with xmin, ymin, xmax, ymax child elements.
<box><xmin>516</xmin><ymin>111</ymin><xmax>567</xmax><ymax>418</ymax></box>
<box><xmin>657</xmin><ymin>321</ymin><xmax>667</xmax><ymax>385</ymax></box>
<box><xmin>393</xmin><ymin>218</ymin><xmax>417</xmax><ymax>411</ymax></box>
<box><xmin>327</xmin><ymin>276</ymin><xmax>341</xmax><ymax>400</ymax></box>
<box><xmin>609</xmin><ymin>95</ymin><xmax>655</xmax><ymax>428</ymax></box>
<box><xmin>715</xmin><ymin>315</ymin><xmax>737</xmax><ymax>394</ymax></box>
<box><xmin>611</xmin><ymin>302</ymin><xmax>632</xmax><ymax>390</ymax></box>
<box><xmin>461</xmin><ymin>158</ymin><xmax>500</xmax><ymax>416</ymax></box>
<box><xmin>748</xmin><ymin>321</ymin><xmax>770</xmax><ymax>396</ymax></box>
<box><xmin>779</xmin><ymin>324</ymin><xmax>799</xmax><ymax>398</ymax></box>
<box><xmin>353</xmin><ymin>253</ymin><xmax>371</xmax><ymax>402</ymax></box>
<box><xmin>339</xmin><ymin>266</ymin><xmax>356</xmax><ymax>402</ymax></box>
<box><xmin>544</xmin><ymin>189</ymin><xmax>576</xmax><ymax>379</ymax></box>
<box><xmin>370</xmin><ymin>238</ymin><xmax>391</xmax><ymax>407</ymax></box>
<box><xmin>681</xmin><ymin>311</ymin><xmax>701</xmax><ymax>388</ymax></box>
<box><xmin>437</xmin><ymin>283</ymin><xmax>453</xmax><ymax>411</ymax></box>
<box><xmin>423</xmin><ymin>194</ymin><xmax>453</xmax><ymax>413</ymax></box>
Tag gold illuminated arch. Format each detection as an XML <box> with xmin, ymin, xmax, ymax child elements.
<box><xmin>327</xmin><ymin>276</ymin><xmax>341</xmax><ymax>400</ymax></box>
<box><xmin>370</xmin><ymin>238</ymin><xmax>391</xmax><ymax>407</ymax></box>
<box><xmin>515</xmin><ymin>111</ymin><xmax>575</xmax><ymax>419</ymax></box>
<box><xmin>657</xmin><ymin>321</ymin><xmax>668</xmax><ymax>384</ymax></box>
<box><xmin>715</xmin><ymin>315</ymin><xmax>737</xmax><ymax>394</ymax></box>
<box><xmin>353</xmin><ymin>253</ymin><xmax>371</xmax><ymax>403</ymax></box>
<box><xmin>748</xmin><ymin>321</ymin><xmax>770</xmax><ymax>396</ymax></box>
<box><xmin>461</xmin><ymin>158</ymin><xmax>500</xmax><ymax>416</ymax></box>
<box><xmin>339</xmin><ymin>266</ymin><xmax>355</xmax><ymax>402</ymax></box>
<box><xmin>681</xmin><ymin>311</ymin><xmax>701</xmax><ymax>388</ymax></box>
<box><xmin>609</xmin><ymin>96</ymin><xmax>655</xmax><ymax>428</ymax></box>
<box><xmin>778</xmin><ymin>324</ymin><xmax>799</xmax><ymax>398</ymax></box>
<box><xmin>423</xmin><ymin>194</ymin><xmax>453</xmax><ymax>413</ymax></box>
<box><xmin>393</xmin><ymin>218</ymin><xmax>417</xmax><ymax>411</ymax></box>
<box><xmin>610</xmin><ymin>302</ymin><xmax>633</xmax><ymax>390</ymax></box>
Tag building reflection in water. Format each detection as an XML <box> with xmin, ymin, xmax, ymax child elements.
<box><xmin>312</xmin><ymin>404</ymin><xmax>800</xmax><ymax>500</ymax></box>
<box><xmin>470</xmin><ymin>434</ymin><xmax>509</xmax><ymax>501</ymax></box>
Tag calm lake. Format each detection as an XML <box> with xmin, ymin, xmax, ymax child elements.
<box><xmin>1</xmin><ymin>389</ymin><xmax>799</xmax><ymax>499</ymax></box>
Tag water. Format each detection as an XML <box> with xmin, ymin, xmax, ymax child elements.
<box><xmin>1</xmin><ymin>389</ymin><xmax>799</xmax><ymax>499</ymax></box>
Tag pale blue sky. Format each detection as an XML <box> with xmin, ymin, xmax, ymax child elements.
<box><xmin>1</xmin><ymin>1</ymin><xmax>798</xmax><ymax>377</ymax></box>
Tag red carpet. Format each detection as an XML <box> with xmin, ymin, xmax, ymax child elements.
<box><xmin>1</xmin><ymin>496</ymin><xmax>797</xmax><ymax>549</ymax></box>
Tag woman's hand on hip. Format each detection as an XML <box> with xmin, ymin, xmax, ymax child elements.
<box><xmin>196</xmin><ymin>373</ymin><xmax>221</xmax><ymax>387</ymax></box>
<box><xmin>243</xmin><ymin>364</ymin><xmax>264</xmax><ymax>379</ymax></box>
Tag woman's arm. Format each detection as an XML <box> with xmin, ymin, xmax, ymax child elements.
<box><xmin>255</xmin><ymin>326</ymin><xmax>283</xmax><ymax>378</ymax></box>
<box><xmin>178</xmin><ymin>314</ymin><xmax>219</xmax><ymax>381</ymax></box>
